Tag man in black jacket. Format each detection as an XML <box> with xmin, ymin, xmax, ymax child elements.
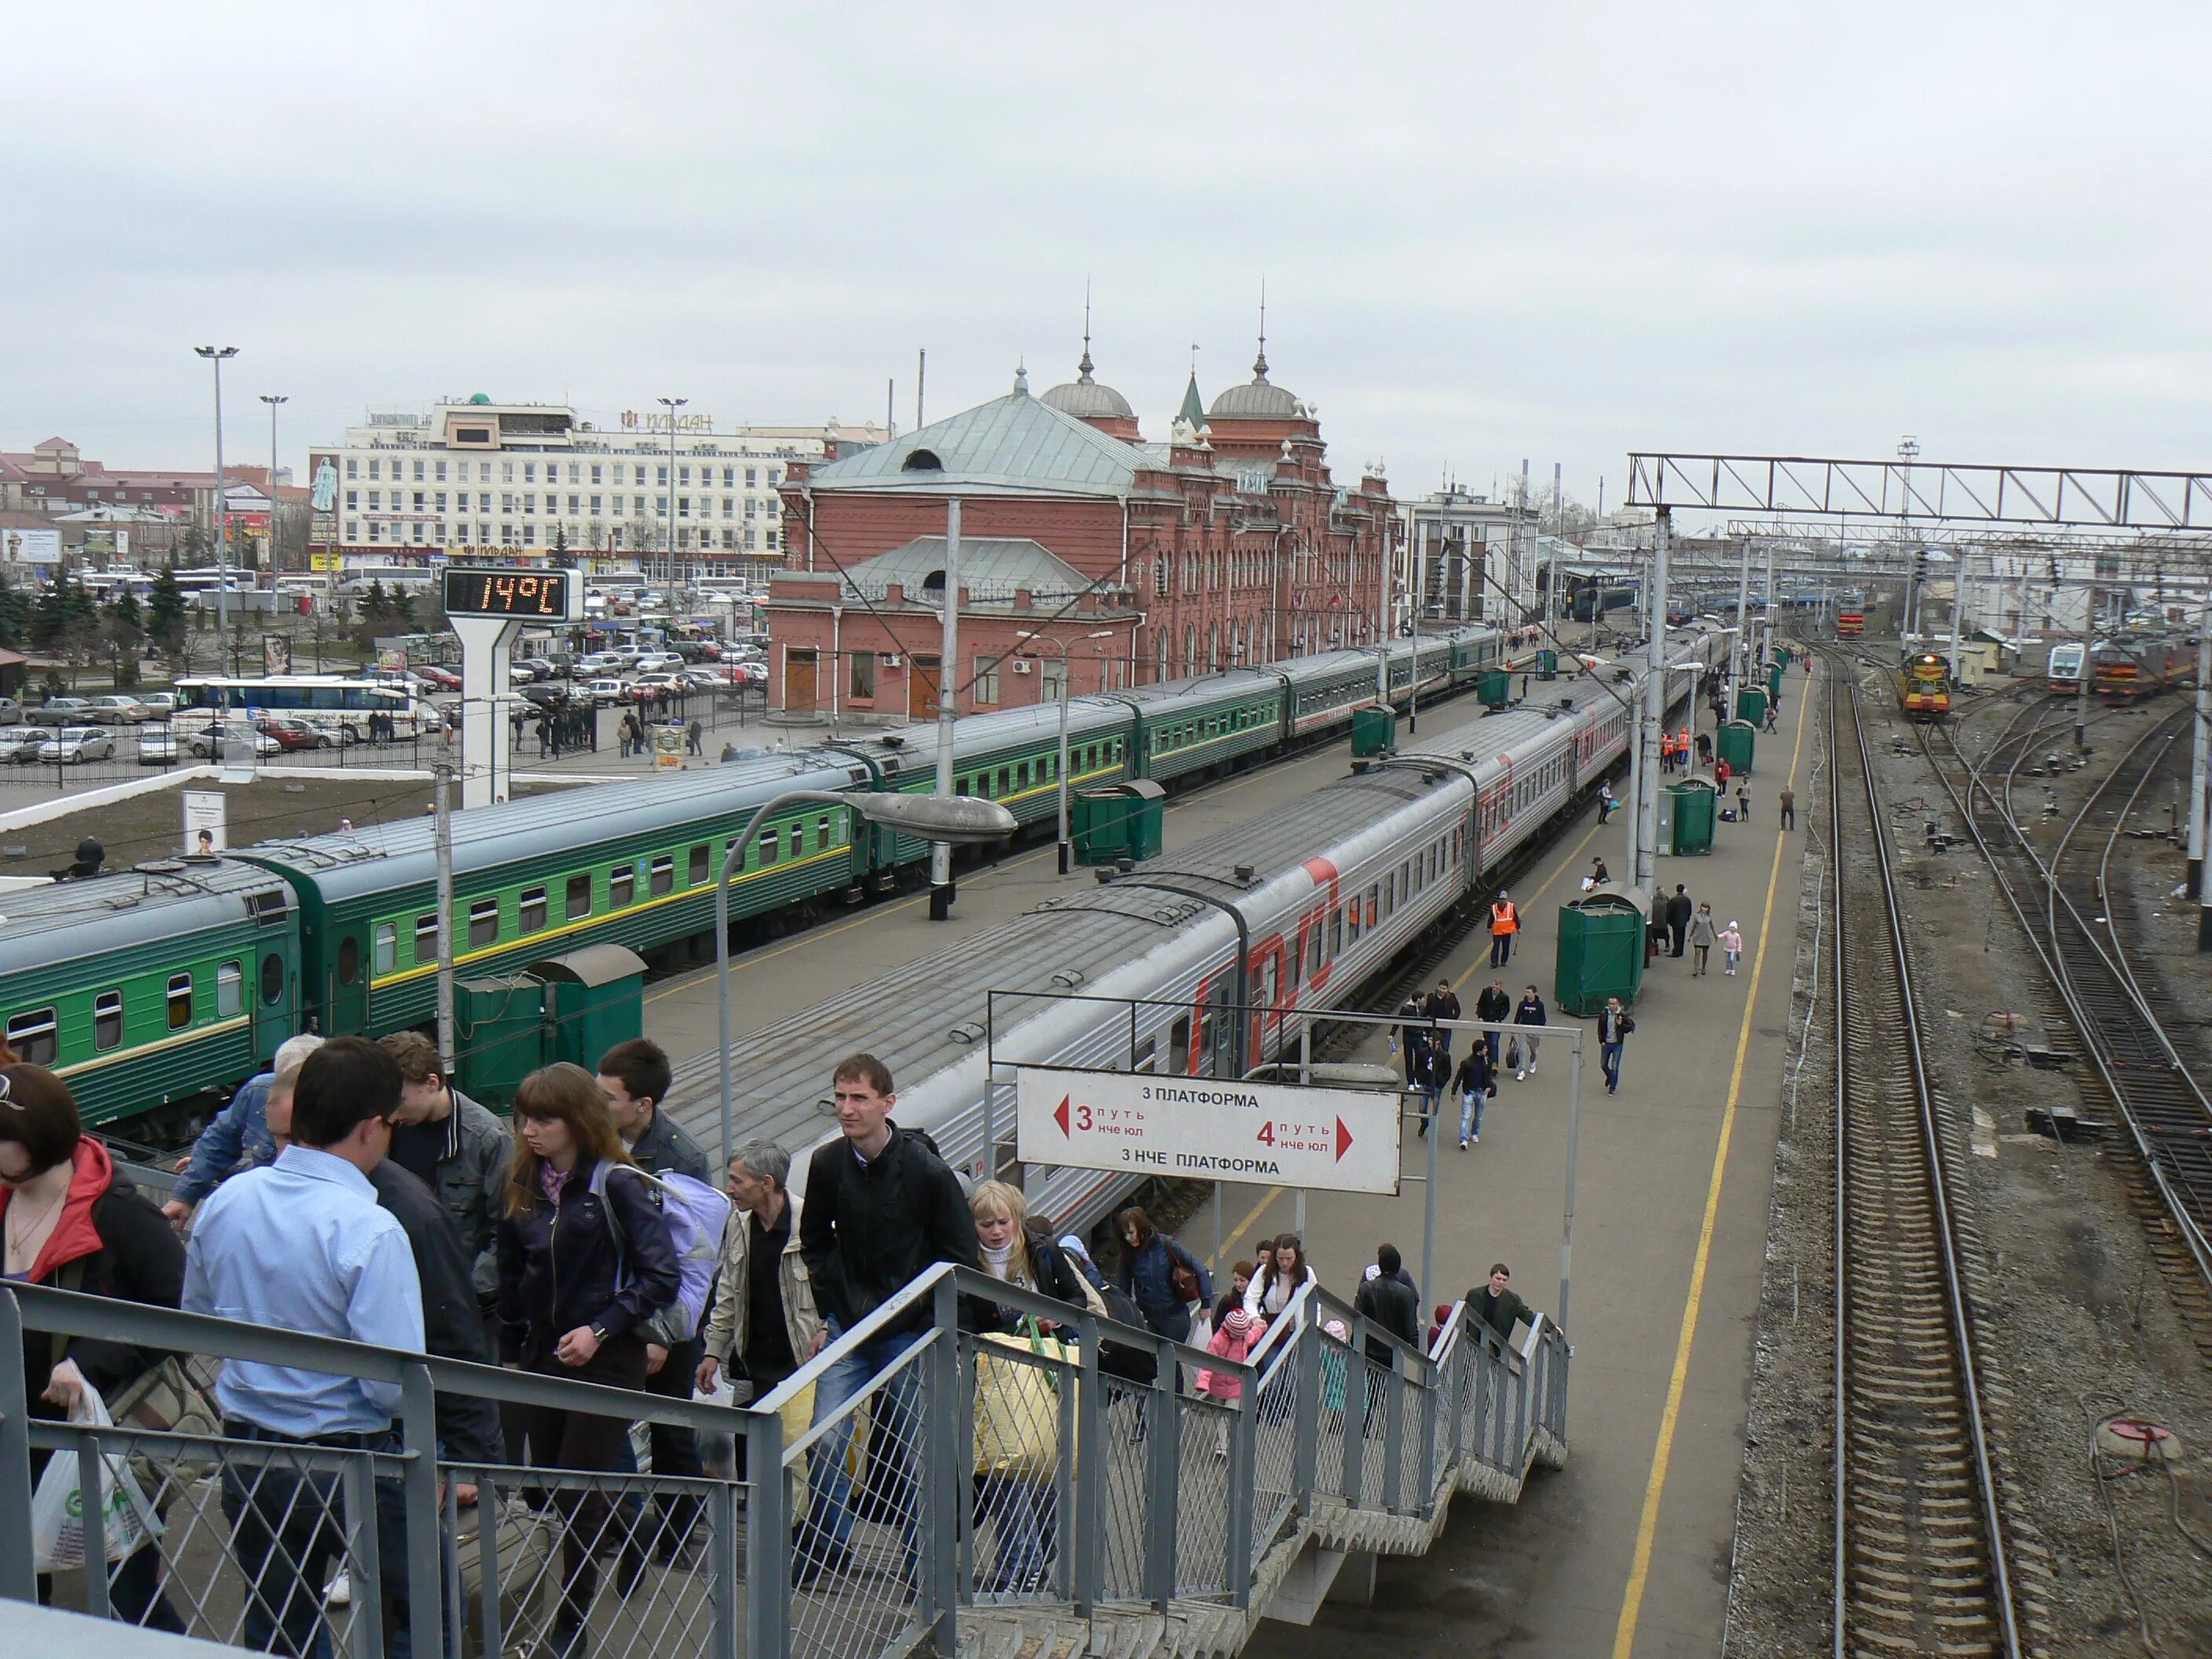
<box><xmin>1666</xmin><ymin>884</ymin><xmax>1694</xmax><ymax>958</ymax></box>
<box><xmin>1353</xmin><ymin>1243</ymin><xmax>1422</xmax><ymax>1364</ymax></box>
<box><xmin>794</xmin><ymin>1052</ymin><xmax>980</xmax><ymax>1584</ymax></box>
<box><xmin>1474</xmin><ymin>980</ymin><xmax>1511</xmax><ymax>1071</ymax></box>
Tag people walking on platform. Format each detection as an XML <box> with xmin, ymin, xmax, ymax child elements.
<box><xmin>1659</xmin><ymin>731</ymin><xmax>1675</xmax><ymax>775</ymax></box>
<box><xmin>1353</xmin><ymin>1243</ymin><xmax>1421</xmax><ymax>1364</ymax></box>
<box><xmin>1666</xmin><ymin>884</ymin><xmax>1694</xmax><ymax>958</ymax></box>
<box><xmin>2</xmin><ymin>1061</ymin><xmax>189</xmax><ymax>1635</ymax></box>
<box><xmin>1423</xmin><ymin>979</ymin><xmax>1462</xmax><ymax>1060</ymax></box>
<box><xmin>686</xmin><ymin>718</ymin><xmax>704</xmax><ymax>757</ymax></box>
<box><xmin>1213</xmin><ymin>1262</ymin><xmax>1256</xmax><ymax>1334</ymax></box>
<box><xmin>1196</xmin><ymin>1307</ymin><xmax>1265</xmax><ymax>1449</ymax></box>
<box><xmin>185</xmin><ymin>1038</ymin><xmax>426</xmax><ymax>1659</ymax></box>
<box><xmin>1778</xmin><ymin>786</ymin><xmax>1796</xmax><ymax>830</ymax></box>
<box><xmin>1716</xmin><ymin>756</ymin><xmax>1732</xmax><ymax>792</ymax></box>
<box><xmin>1597</xmin><ymin>997</ymin><xmax>1635</xmax><ymax>1094</ymax></box>
<box><xmin>1488</xmin><ymin>892</ymin><xmax>1519</xmax><ymax>966</ymax></box>
<box><xmin>1412</xmin><ymin>1042</ymin><xmax>1450</xmax><ymax>1138</ymax></box>
<box><xmin>1719</xmin><ymin>919</ymin><xmax>1745</xmax><ymax>975</ymax></box>
<box><xmin>1736</xmin><ymin>785</ymin><xmax>1751</xmax><ymax>823</ymax></box>
<box><xmin>1117</xmin><ymin>1205</ymin><xmax>1211</xmax><ymax>1342</ymax></box>
<box><xmin>1689</xmin><ymin>903</ymin><xmax>1717</xmax><ymax>975</ymax></box>
<box><xmin>1393</xmin><ymin>996</ymin><xmax>1430</xmax><ymax>1089</ymax></box>
<box><xmin>1466</xmin><ymin>1264</ymin><xmax>1532</xmax><ymax>1344</ymax></box>
<box><xmin>1475</xmin><ymin>980</ymin><xmax>1511</xmax><ymax>1070</ymax></box>
<box><xmin>1454</xmin><ymin>1041</ymin><xmax>1495</xmax><ymax>1148</ymax></box>
<box><xmin>1511</xmin><ymin>986</ymin><xmax>1547</xmax><ymax>1079</ymax></box>
<box><xmin>969</xmin><ymin>1181</ymin><xmax>1086</xmax><ymax>1592</ymax></box>
<box><xmin>795</xmin><ymin>1053</ymin><xmax>980</xmax><ymax>1587</ymax></box>
<box><xmin>379</xmin><ymin>1032</ymin><xmax>511</xmax><ymax>1295</ymax></box>
<box><xmin>164</xmin><ymin>1032</ymin><xmax>326</xmax><ymax>1230</ymax></box>
<box><xmin>1596</xmin><ymin>779</ymin><xmax>1617</xmax><ymax>823</ymax></box>
<box><xmin>1697</xmin><ymin>731</ymin><xmax>1713</xmax><ymax>767</ymax></box>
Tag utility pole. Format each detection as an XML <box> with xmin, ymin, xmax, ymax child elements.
<box><xmin>1631</xmin><ymin>509</ymin><xmax>1671</xmax><ymax>893</ymax></box>
<box><xmin>1735</xmin><ymin>536</ymin><xmax>1752</xmax><ymax>700</ymax></box>
<box><xmin>196</xmin><ymin>347</ymin><xmax>239</xmax><ymax>666</ymax></box>
<box><xmin>259</xmin><ymin>394</ymin><xmax>287</xmax><ymax>574</ymax></box>
<box><xmin>1948</xmin><ymin>548</ymin><xmax>1966</xmax><ymax>687</ymax></box>
<box><xmin>658</xmin><ymin>395</ymin><xmax>687</xmax><ymax>603</ymax></box>
<box><xmin>916</xmin><ymin>349</ymin><xmax>926</xmax><ymax>430</ymax></box>
<box><xmin>1763</xmin><ymin>538</ymin><xmax>1776</xmax><ymax>665</ymax></box>
<box><xmin>1408</xmin><ymin>518</ymin><xmax>1424</xmax><ymax>734</ymax></box>
<box><xmin>2188</xmin><ymin>596</ymin><xmax>2210</xmax><ymax>946</ymax></box>
<box><xmin>1898</xmin><ymin>435</ymin><xmax>1921</xmax><ymax>639</ymax></box>
<box><xmin>930</xmin><ymin>497</ymin><xmax>961</xmax><ymax>921</ymax></box>
<box><xmin>434</xmin><ymin>761</ymin><xmax>456</xmax><ymax>1067</ymax></box>
<box><xmin>2076</xmin><ymin>630</ymin><xmax>2093</xmax><ymax>753</ymax></box>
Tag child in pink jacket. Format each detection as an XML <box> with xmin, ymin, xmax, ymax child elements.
<box><xmin>1196</xmin><ymin>1306</ymin><xmax>1267</xmax><ymax>1402</ymax></box>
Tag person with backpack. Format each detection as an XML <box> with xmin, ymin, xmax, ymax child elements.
<box><xmin>594</xmin><ymin>1038</ymin><xmax>712</xmax><ymax>1560</ymax></box>
<box><xmin>1115</xmin><ymin>1205</ymin><xmax>1211</xmax><ymax>1343</ymax></box>
<box><xmin>496</xmin><ymin>1063</ymin><xmax>679</xmax><ymax>1657</ymax></box>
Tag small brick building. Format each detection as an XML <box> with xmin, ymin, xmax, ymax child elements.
<box><xmin>767</xmin><ymin>342</ymin><xmax>1397</xmax><ymax>720</ymax></box>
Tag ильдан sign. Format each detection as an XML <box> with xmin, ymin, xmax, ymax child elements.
<box><xmin>1014</xmin><ymin>1066</ymin><xmax>1402</xmax><ymax>1196</ymax></box>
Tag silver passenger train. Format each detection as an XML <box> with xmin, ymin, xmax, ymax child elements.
<box><xmin>667</xmin><ymin>624</ymin><xmax>1730</xmax><ymax>1230</ymax></box>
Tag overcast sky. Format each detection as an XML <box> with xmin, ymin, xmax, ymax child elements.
<box><xmin>7</xmin><ymin>2</ymin><xmax>2207</xmax><ymax>515</ymax></box>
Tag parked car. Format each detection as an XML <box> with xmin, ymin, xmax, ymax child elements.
<box><xmin>136</xmin><ymin>724</ymin><xmax>178</xmax><ymax>765</ymax></box>
<box><xmin>576</xmin><ymin>652</ymin><xmax>622</xmax><ymax>676</ymax></box>
<box><xmin>255</xmin><ymin>714</ymin><xmax>328</xmax><ymax>751</ymax></box>
<box><xmin>628</xmin><ymin>672</ymin><xmax>684</xmax><ymax>701</ymax></box>
<box><xmin>676</xmin><ymin>667</ymin><xmax>722</xmax><ymax>690</ymax></box>
<box><xmin>136</xmin><ymin>691</ymin><xmax>179</xmax><ymax>717</ymax></box>
<box><xmin>41</xmin><ymin>727</ymin><xmax>118</xmax><ymax>764</ymax></box>
<box><xmin>0</xmin><ymin>695</ymin><xmax>20</xmax><ymax>722</ymax></box>
<box><xmin>518</xmin><ymin>684</ymin><xmax>569</xmax><ymax>709</ymax></box>
<box><xmin>185</xmin><ymin>721</ymin><xmax>281</xmax><ymax>760</ymax></box>
<box><xmin>583</xmin><ymin>677</ymin><xmax>630</xmax><ymax>706</ymax></box>
<box><xmin>27</xmin><ymin>697</ymin><xmax>92</xmax><ymax>726</ymax></box>
<box><xmin>515</xmin><ymin>657</ymin><xmax>558</xmax><ymax>681</ymax></box>
<box><xmin>734</xmin><ymin>661</ymin><xmax>768</xmax><ymax>687</ymax></box>
<box><xmin>418</xmin><ymin>665</ymin><xmax>463</xmax><ymax>691</ymax></box>
<box><xmin>633</xmin><ymin>652</ymin><xmax>684</xmax><ymax>672</ymax></box>
<box><xmin>507</xmin><ymin>664</ymin><xmax>538</xmax><ymax>687</ymax></box>
<box><xmin>83</xmin><ymin>694</ymin><xmax>150</xmax><ymax>724</ymax></box>
<box><xmin>0</xmin><ymin>725</ymin><xmax>48</xmax><ymax>763</ymax></box>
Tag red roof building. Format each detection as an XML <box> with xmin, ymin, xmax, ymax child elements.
<box><xmin>767</xmin><ymin>340</ymin><xmax>1397</xmax><ymax>719</ymax></box>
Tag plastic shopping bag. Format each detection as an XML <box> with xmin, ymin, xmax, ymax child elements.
<box><xmin>31</xmin><ymin>1383</ymin><xmax>163</xmax><ymax>1572</ymax></box>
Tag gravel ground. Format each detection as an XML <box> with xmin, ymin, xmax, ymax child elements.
<box><xmin>1726</xmin><ymin>665</ymin><xmax>2212</xmax><ymax>1657</ymax></box>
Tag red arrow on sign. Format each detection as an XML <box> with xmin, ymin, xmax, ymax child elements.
<box><xmin>1054</xmin><ymin>1095</ymin><xmax>1071</xmax><ymax>1137</ymax></box>
<box><xmin>1336</xmin><ymin>1117</ymin><xmax>1354</xmax><ymax>1161</ymax></box>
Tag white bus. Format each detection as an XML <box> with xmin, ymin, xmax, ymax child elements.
<box><xmin>174</xmin><ymin>675</ymin><xmax>423</xmax><ymax>744</ymax></box>
<box><xmin>335</xmin><ymin>564</ymin><xmax>437</xmax><ymax>602</ymax></box>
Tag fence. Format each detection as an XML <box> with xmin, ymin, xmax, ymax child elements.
<box><xmin>2</xmin><ymin>1258</ymin><xmax>1566</xmax><ymax>1659</ymax></box>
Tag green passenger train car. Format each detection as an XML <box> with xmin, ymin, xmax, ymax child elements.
<box><xmin>0</xmin><ymin>862</ymin><xmax>302</xmax><ymax>1130</ymax></box>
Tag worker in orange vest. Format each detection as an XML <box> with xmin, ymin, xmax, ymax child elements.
<box><xmin>1489</xmin><ymin>892</ymin><xmax>1520</xmax><ymax>967</ymax></box>
<box><xmin>1677</xmin><ymin>728</ymin><xmax>1690</xmax><ymax>775</ymax></box>
<box><xmin>1659</xmin><ymin>732</ymin><xmax>1674</xmax><ymax>774</ymax></box>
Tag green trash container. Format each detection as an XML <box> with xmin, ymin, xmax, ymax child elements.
<box><xmin>528</xmin><ymin>943</ymin><xmax>648</xmax><ymax>1073</ymax></box>
<box><xmin>1537</xmin><ymin>649</ymin><xmax>1558</xmax><ymax>682</ymax></box>
<box><xmin>1668</xmin><ymin>778</ymin><xmax>1717</xmax><ymax>855</ymax></box>
<box><xmin>1071</xmin><ymin>779</ymin><xmax>1166</xmax><ymax>865</ymax></box>
<box><xmin>1774</xmin><ymin>645</ymin><xmax>1793</xmax><ymax>670</ymax></box>
<box><xmin>1478</xmin><ymin>669</ymin><xmax>1512</xmax><ymax>709</ymax></box>
<box><xmin>1767</xmin><ymin>662</ymin><xmax>1784</xmax><ymax>700</ymax></box>
<box><xmin>1734</xmin><ymin>686</ymin><xmax>1767</xmax><ymax>724</ymax></box>
<box><xmin>456</xmin><ymin>975</ymin><xmax>546</xmax><ymax>1112</ymax></box>
<box><xmin>1716</xmin><ymin>718</ymin><xmax>1756</xmax><ymax>778</ymax></box>
<box><xmin>1350</xmin><ymin>706</ymin><xmax>1397</xmax><ymax>757</ymax></box>
<box><xmin>1554</xmin><ymin>884</ymin><xmax>1650</xmax><ymax>1016</ymax></box>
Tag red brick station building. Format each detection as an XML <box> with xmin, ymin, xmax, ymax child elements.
<box><xmin>766</xmin><ymin>340</ymin><xmax>1397</xmax><ymax>720</ymax></box>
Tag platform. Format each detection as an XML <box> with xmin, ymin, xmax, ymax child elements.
<box><xmin>1226</xmin><ymin>661</ymin><xmax>1818</xmax><ymax>1659</ymax></box>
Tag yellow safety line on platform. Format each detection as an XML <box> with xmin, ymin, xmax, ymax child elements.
<box><xmin>1611</xmin><ymin>665</ymin><xmax>1812</xmax><ymax>1659</ymax></box>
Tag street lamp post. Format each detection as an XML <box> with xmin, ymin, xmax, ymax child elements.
<box><xmin>715</xmin><ymin>789</ymin><xmax>1016</xmax><ymax>1168</ymax></box>
<box><xmin>659</xmin><ymin>396</ymin><xmax>687</xmax><ymax>602</ymax></box>
<box><xmin>195</xmin><ymin>347</ymin><xmax>238</xmax><ymax>665</ymax></box>
<box><xmin>1015</xmin><ymin>628</ymin><xmax>1115</xmax><ymax>873</ymax></box>
<box><xmin>259</xmin><ymin>394</ymin><xmax>287</xmax><ymax>575</ymax></box>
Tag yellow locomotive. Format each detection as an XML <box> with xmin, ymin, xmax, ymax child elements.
<box><xmin>1896</xmin><ymin>651</ymin><xmax>1951</xmax><ymax>719</ymax></box>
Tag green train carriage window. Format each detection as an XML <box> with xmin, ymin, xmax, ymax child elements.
<box><xmin>468</xmin><ymin>899</ymin><xmax>499</xmax><ymax>948</ymax></box>
<box><xmin>760</xmin><ymin>829</ymin><xmax>780</xmax><ymax>866</ymax></box>
<box><xmin>650</xmin><ymin>855</ymin><xmax>674</xmax><ymax>897</ymax></box>
<box><xmin>7</xmin><ymin>1008</ymin><xmax>57</xmax><ymax>1065</ymax></box>
<box><xmin>217</xmin><ymin>961</ymin><xmax>244</xmax><ymax>1019</ymax></box>
<box><xmin>167</xmin><ymin>974</ymin><xmax>193</xmax><ymax>1029</ymax></box>
<box><xmin>374</xmin><ymin>925</ymin><xmax>397</xmax><ymax>976</ymax></box>
<box><xmin>337</xmin><ymin>939</ymin><xmax>360</xmax><ymax>987</ymax></box>
<box><xmin>416</xmin><ymin>914</ymin><xmax>437</xmax><ymax>961</ymax></box>
<box><xmin>566</xmin><ymin>874</ymin><xmax>591</xmax><ymax>921</ymax></box>
<box><xmin>519</xmin><ymin>888</ymin><xmax>548</xmax><ymax>933</ymax></box>
<box><xmin>689</xmin><ymin>844</ymin><xmax>709</xmax><ymax>885</ymax></box>
<box><xmin>610</xmin><ymin>864</ymin><xmax>635</xmax><ymax>908</ymax></box>
<box><xmin>94</xmin><ymin>991</ymin><xmax>123</xmax><ymax>1051</ymax></box>
<box><xmin>261</xmin><ymin>954</ymin><xmax>284</xmax><ymax>1005</ymax></box>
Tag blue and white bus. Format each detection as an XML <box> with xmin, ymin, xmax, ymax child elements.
<box><xmin>174</xmin><ymin>676</ymin><xmax>423</xmax><ymax>744</ymax></box>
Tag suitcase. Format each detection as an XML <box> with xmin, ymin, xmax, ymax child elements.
<box><xmin>455</xmin><ymin>1494</ymin><xmax>557</xmax><ymax>1659</ymax></box>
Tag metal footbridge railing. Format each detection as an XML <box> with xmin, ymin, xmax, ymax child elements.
<box><xmin>1</xmin><ymin>1262</ymin><xmax>1567</xmax><ymax>1659</ymax></box>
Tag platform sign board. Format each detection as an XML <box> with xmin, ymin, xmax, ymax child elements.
<box><xmin>182</xmin><ymin>791</ymin><xmax>226</xmax><ymax>855</ymax></box>
<box><xmin>1014</xmin><ymin>1065</ymin><xmax>1403</xmax><ymax>1196</ymax></box>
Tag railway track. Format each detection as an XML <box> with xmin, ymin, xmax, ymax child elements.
<box><xmin>1922</xmin><ymin>697</ymin><xmax>2212</xmax><ymax>1350</ymax></box>
<box><xmin>1824</xmin><ymin>652</ymin><xmax>2042</xmax><ymax>1658</ymax></box>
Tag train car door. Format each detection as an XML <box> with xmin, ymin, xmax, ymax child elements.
<box><xmin>328</xmin><ymin>923</ymin><xmax>371</xmax><ymax>1035</ymax></box>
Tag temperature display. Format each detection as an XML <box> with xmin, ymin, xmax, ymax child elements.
<box><xmin>441</xmin><ymin>567</ymin><xmax>576</xmax><ymax>620</ymax></box>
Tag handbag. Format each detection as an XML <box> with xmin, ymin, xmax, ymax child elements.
<box><xmin>972</xmin><ymin>1319</ymin><xmax>1071</xmax><ymax>1479</ymax></box>
<box><xmin>1505</xmin><ymin>1036</ymin><xmax>1522</xmax><ymax>1071</ymax></box>
<box><xmin>110</xmin><ymin>1355</ymin><xmax>224</xmax><ymax>1489</ymax></box>
<box><xmin>1170</xmin><ymin>1251</ymin><xmax>1203</xmax><ymax>1307</ymax></box>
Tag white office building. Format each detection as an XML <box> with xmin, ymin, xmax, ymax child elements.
<box><xmin>308</xmin><ymin>398</ymin><xmax>887</xmax><ymax>573</ymax></box>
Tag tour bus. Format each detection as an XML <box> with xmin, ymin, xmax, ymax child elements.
<box><xmin>174</xmin><ymin>675</ymin><xmax>422</xmax><ymax>745</ymax></box>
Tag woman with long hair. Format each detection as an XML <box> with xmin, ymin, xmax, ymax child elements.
<box><xmin>1243</xmin><ymin>1232</ymin><xmax>1316</xmax><ymax>1323</ymax></box>
<box><xmin>495</xmin><ymin>1063</ymin><xmax>678</xmax><ymax>1657</ymax></box>
<box><xmin>969</xmin><ymin>1181</ymin><xmax>1086</xmax><ymax>1595</ymax></box>
<box><xmin>1113</xmin><ymin>1205</ymin><xmax>1211</xmax><ymax>1343</ymax></box>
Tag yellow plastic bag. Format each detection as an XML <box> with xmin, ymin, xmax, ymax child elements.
<box><xmin>972</xmin><ymin>1325</ymin><xmax>1071</xmax><ymax>1479</ymax></box>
